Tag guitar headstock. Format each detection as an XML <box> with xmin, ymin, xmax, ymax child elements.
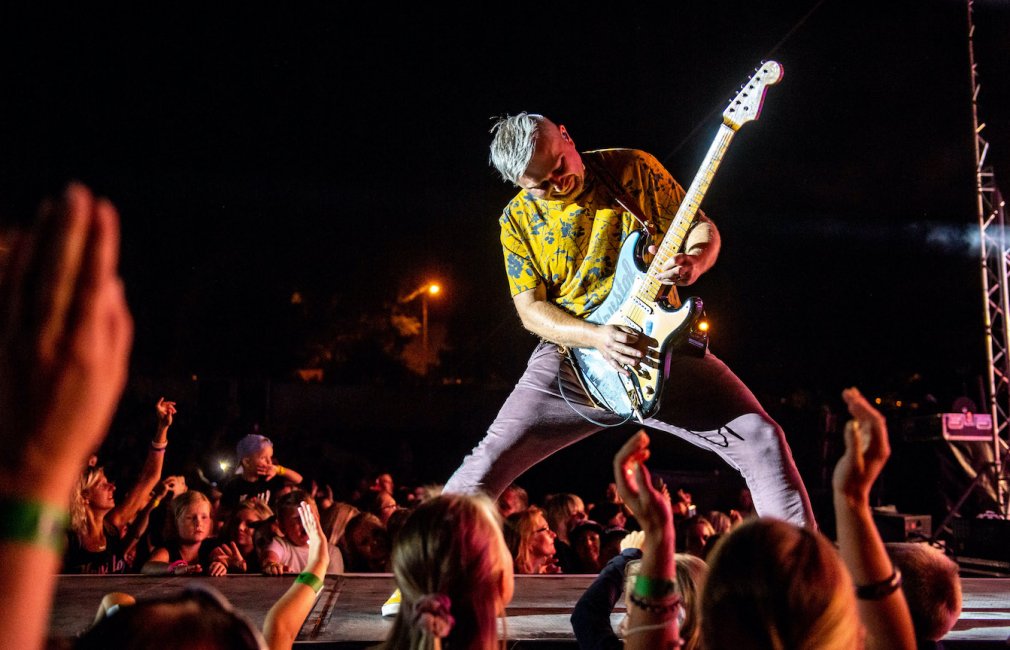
<box><xmin>723</xmin><ymin>60</ymin><xmax>783</xmax><ymax>130</ymax></box>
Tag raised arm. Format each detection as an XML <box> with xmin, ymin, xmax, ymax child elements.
<box><xmin>108</xmin><ymin>397</ymin><xmax>174</xmax><ymax>530</ymax></box>
<box><xmin>263</xmin><ymin>502</ymin><xmax>329</xmax><ymax>650</ymax></box>
<box><xmin>833</xmin><ymin>387</ymin><xmax>915</xmax><ymax>650</ymax></box>
<box><xmin>612</xmin><ymin>431</ymin><xmax>679</xmax><ymax>650</ymax></box>
<box><xmin>0</xmin><ymin>184</ymin><xmax>133</xmax><ymax>650</ymax></box>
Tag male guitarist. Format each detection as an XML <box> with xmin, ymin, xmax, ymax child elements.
<box><xmin>443</xmin><ymin>112</ymin><xmax>815</xmax><ymax>528</ymax></box>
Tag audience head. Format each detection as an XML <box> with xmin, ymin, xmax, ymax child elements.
<box><xmin>343</xmin><ymin>512</ymin><xmax>391</xmax><ymax>572</ymax></box>
<box><xmin>274</xmin><ymin>489</ymin><xmax>316</xmax><ymax>547</ymax></box>
<box><xmin>222</xmin><ymin>499</ymin><xmax>273</xmax><ymax>554</ymax></box>
<box><xmin>370</xmin><ymin>490</ymin><xmax>398</xmax><ymax>526</ymax></box>
<box><xmin>544</xmin><ymin>492</ymin><xmax>587</xmax><ymax>543</ymax></box>
<box><xmin>71</xmin><ymin>466</ymin><xmax>116</xmax><ymax>534</ymax></box>
<box><xmin>684</xmin><ymin>515</ymin><xmax>716</xmax><ymax>559</ymax></box>
<box><xmin>497</xmin><ymin>483</ymin><xmax>529</xmax><ymax>518</ymax></box>
<box><xmin>569</xmin><ymin>519</ymin><xmax>604</xmax><ymax>573</ymax></box>
<box><xmin>371</xmin><ymin>472</ymin><xmax>395</xmax><ymax>496</ymax></box>
<box><xmin>236</xmin><ymin>434</ymin><xmax>273</xmax><ymax>476</ymax></box>
<box><xmin>701</xmin><ymin>518</ymin><xmax>860</xmax><ymax>650</ymax></box>
<box><xmin>321</xmin><ymin>501</ymin><xmax>360</xmax><ymax>547</ymax></box>
<box><xmin>886</xmin><ymin>542</ymin><xmax>962</xmax><ymax>642</ymax></box>
<box><xmin>75</xmin><ymin>584</ymin><xmax>265</xmax><ymax>650</ymax></box>
<box><xmin>383</xmin><ymin>493</ymin><xmax>513</xmax><ymax>650</ymax></box>
<box><xmin>510</xmin><ymin>506</ymin><xmax>557</xmax><ymax>574</ymax></box>
<box><xmin>169</xmin><ymin>490</ymin><xmax>213</xmax><ymax>544</ymax></box>
<box><xmin>706</xmin><ymin>510</ymin><xmax>732</xmax><ymax>535</ymax></box>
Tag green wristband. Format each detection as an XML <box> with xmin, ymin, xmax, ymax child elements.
<box><xmin>633</xmin><ymin>574</ymin><xmax>677</xmax><ymax>599</ymax></box>
<box><xmin>295</xmin><ymin>572</ymin><xmax>324</xmax><ymax>594</ymax></box>
<box><xmin>0</xmin><ymin>498</ymin><xmax>69</xmax><ymax>554</ymax></box>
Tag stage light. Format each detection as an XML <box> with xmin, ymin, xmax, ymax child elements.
<box><xmin>428</xmin><ymin>283</ymin><xmax>440</xmax><ymax>295</ymax></box>
<box><xmin>698</xmin><ymin>320</ymin><xmax>709</xmax><ymax>332</ymax></box>
<box><xmin>218</xmin><ymin>460</ymin><xmax>231</xmax><ymax>474</ymax></box>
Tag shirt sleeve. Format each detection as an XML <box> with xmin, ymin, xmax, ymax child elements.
<box><xmin>570</xmin><ymin>547</ymin><xmax>643</xmax><ymax>650</ymax></box>
<box><xmin>500</xmin><ymin>207</ymin><xmax>541</xmax><ymax>296</ymax></box>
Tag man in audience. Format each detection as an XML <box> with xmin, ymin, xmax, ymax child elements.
<box><xmin>886</xmin><ymin>542</ymin><xmax>962</xmax><ymax>649</ymax></box>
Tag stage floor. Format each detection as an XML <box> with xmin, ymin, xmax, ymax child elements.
<box><xmin>49</xmin><ymin>573</ymin><xmax>1010</xmax><ymax>647</ymax></box>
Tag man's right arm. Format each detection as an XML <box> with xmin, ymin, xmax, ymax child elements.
<box><xmin>513</xmin><ymin>286</ymin><xmax>644</xmax><ymax>373</ymax></box>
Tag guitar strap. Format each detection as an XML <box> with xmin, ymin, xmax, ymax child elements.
<box><xmin>583</xmin><ymin>155</ymin><xmax>657</xmax><ymax>239</ymax></box>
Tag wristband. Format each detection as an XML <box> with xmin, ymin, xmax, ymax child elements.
<box><xmin>0</xmin><ymin>498</ymin><xmax>69</xmax><ymax>554</ymax></box>
<box><xmin>151</xmin><ymin>440</ymin><xmax>168</xmax><ymax>451</ymax></box>
<box><xmin>167</xmin><ymin>560</ymin><xmax>189</xmax><ymax>574</ymax></box>
<box><xmin>855</xmin><ymin>568</ymin><xmax>903</xmax><ymax>600</ymax></box>
<box><xmin>295</xmin><ymin>572</ymin><xmax>324</xmax><ymax>594</ymax></box>
<box><xmin>151</xmin><ymin>498</ymin><xmax>161</xmax><ymax>510</ymax></box>
<box><xmin>276</xmin><ymin>465</ymin><xmax>286</xmax><ymax>477</ymax></box>
<box><xmin>633</xmin><ymin>574</ymin><xmax>676</xmax><ymax>599</ymax></box>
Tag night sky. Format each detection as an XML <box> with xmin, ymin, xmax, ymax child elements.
<box><xmin>2</xmin><ymin>2</ymin><xmax>1010</xmax><ymax>445</ymax></box>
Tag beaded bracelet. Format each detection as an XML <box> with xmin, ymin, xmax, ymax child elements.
<box><xmin>0</xmin><ymin>498</ymin><xmax>69</xmax><ymax>553</ymax></box>
<box><xmin>295</xmin><ymin>572</ymin><xmax>324</xmax><ymax>594</ymax></box>
<box><xmin>855</xmin><ymin>568</ymin><xmax>903</xmax><ymax>601</ymax></box>
<box><xmin>633</xmin><ymin>574</ymin><xmax>677</xmax><ymax>599</ymax></box>
<box><xmin>628</xmin><ymin>593</ymin><xmax>682</xmax><ymax>615</ymax></box>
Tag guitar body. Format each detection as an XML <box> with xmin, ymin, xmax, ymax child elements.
<box><xmin>565</xmin><ymin>60</ymin><xmax>784</xmax><ymax>422</ymax></box>
<box><xmin>568</xmin><ymin>230</ymin><xmax>705</xmax><ymax>421</ymax></box>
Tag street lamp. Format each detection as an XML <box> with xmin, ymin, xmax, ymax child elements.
<box><xmin>399</xmin><ymin>281</ymin><xmax>441</xmax><ymax>374</ymax></box>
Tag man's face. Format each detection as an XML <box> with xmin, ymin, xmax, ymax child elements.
<box><xmin>517</xmin><ymin>124</ymin><xmax>585</xmax><ymax>201</ymax></box>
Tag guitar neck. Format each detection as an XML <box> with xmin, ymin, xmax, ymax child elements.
<box><xmin>641</xmin><ymin>123</ymin><xmax>736</xmax><ymax>300</ymax></box>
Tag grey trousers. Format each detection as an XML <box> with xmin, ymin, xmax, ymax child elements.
<box><xmin>443</xmin><ymin>342</ymin><xmax>815</xmax><ymax>528</ymax></box>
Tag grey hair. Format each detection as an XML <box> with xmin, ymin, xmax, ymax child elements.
<box><xmin>489</xmin><ymin>112</ymin><xmax>546</xmax><ymax>185</ymax></box>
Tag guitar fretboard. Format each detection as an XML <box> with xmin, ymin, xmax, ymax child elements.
<box><xmin>638</xmin><ymin>123</ymin><xmax>736</xmax><ymax>302</ymax></box>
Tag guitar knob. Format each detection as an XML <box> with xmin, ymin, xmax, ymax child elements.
<box><xmin>643</xmin><ymin>386</ymin><xmax>655</xmax><ymax>396</ymax></box>
<box><xmin>638</xmin><ymin>368</ymin><xmax>650</xmax><ymax>380</ymax></box>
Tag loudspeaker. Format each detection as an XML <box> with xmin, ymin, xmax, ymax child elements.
<box><xmin>951</xmin><ymin>516</ymin><xmax>1010</xmax><ymax>573</ymax></box>
<box><xmin>872</xmin><ymin>510</ymin><xmax>932</xmax><ymax>542</ymax></box>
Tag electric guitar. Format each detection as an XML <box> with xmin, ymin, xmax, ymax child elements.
<box><xmin>568</xmin><ymin>60</ymin><xmax>784</xmax><ymax>422</ymax></box>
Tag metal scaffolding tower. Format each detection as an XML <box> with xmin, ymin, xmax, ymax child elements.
<box><xmin>968</xmin><ymin>0</ymin><xmax>1010</xmax><ymax>516</ymax></box>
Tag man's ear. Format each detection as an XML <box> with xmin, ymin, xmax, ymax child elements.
<box><xmin>559</xmin><ymin>125</ymin><xmax>572</xmax><ymax>143</ymax></box>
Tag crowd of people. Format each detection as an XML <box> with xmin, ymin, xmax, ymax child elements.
<box><xmin>0</xmin><ymin>185</ymin><xmax>968</xmax><ymax>649</ymax></box>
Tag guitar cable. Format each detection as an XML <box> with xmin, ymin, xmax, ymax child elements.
<box><xmin>557</xmin><ymin>362</ymin><xmax>634</xmax><ymax>429</ymax></box>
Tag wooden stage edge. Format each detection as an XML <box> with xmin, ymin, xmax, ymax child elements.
<box><xmin>50</xmin><ymin>573</ymin><xmax>1010</xmax><ymax>648</ymax></box>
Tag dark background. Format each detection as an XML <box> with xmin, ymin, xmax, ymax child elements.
<box><xmin>1</xmin><ymin>2</ymin><xmax>1008</xmax><ymax>523</ymax></box>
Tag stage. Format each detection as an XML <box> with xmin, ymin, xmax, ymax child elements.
<box><xmin>48</xmin><ymin>573</ymin><xmax>1010</xmax><ymax>647</ymax></box>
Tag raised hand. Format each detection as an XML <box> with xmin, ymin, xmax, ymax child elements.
<box><xmin>155</xmin><ymin>397</ymin><xmax>176</xmax><ymax>430</ymax></box>
<box><xmin>612</xmin><ymin>430</ymin><xmax>673</xmax><ymax>533</ymax></box>
<box><xmin>0</xmin><ymin>183</ymin><xmax>133</xmax><ymax>502</ymax></box>
<box><xmin>833</xmin><ymin>387</ymin><xmax>891</xmax><ymax>502</ymax></box>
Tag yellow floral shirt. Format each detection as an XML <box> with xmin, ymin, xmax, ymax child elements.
<box><xmin>500</xmin><ymin>148</ymin><xmax>690</xmax><ymax>318</ymax></box>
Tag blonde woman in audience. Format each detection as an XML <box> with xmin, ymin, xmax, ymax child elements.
<box><xmin>379</xmin><ymin>493</ymin><xmax>513</xmax><ymax>650</ymax></box>
<box><xmin>64</xmin><ymin>397</ymin><xmax>176</xmax><ymax>574</ymax></box>
<box><xmin>509</xmin><ymin>506</ymin><xmax>561</xmax><ymax>574</ymax></box>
